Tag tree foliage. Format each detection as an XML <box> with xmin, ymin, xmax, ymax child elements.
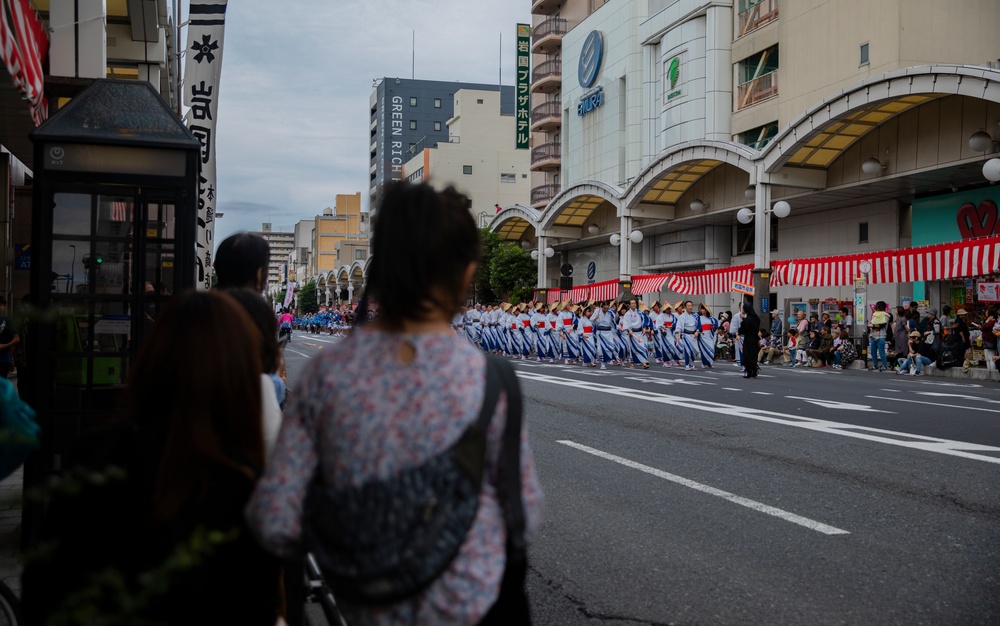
<box><xmin>489</xmin><ymin>243</ymin><xmax>536</xmax><ymax>304</ymax></box>
<box><xmin>296</xmin><ymin>280</ymin><xmax>318</xmax><ymax>315</ymax></box>
<box><xmin>472</xmin><ymin>228</ymin><xmax>502</xmax><ymax>304</ymax></box>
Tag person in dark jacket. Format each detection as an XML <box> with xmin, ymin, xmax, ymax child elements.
<box><xmin>738</xmin><ymin>302</ymin><xmax>761</xmax><ymax>378</ymax></box>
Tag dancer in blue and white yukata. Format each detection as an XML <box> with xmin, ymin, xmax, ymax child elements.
<box><xmin>677</xmin><ymin>300</ymin><xmax>700</xmax><ymax>370</ymax></box>
<box><xmin>464</xmin><ymin>303</ymin><xmax>482</xmax><ymax>347</ymax></box>
<box><xmin>546</xmin><ymin>303</ymin><xmax>561</xmax><ymax>362</ymax></box>
<box><xmin>559</xmin><ymin>303</ymin><xmax>580</xmax><ymax>364</ymax></box>
<box><xmin>531</xmin><ymin>303</ymin><xmax>552</xmax><ymax>362</ymax></box>
<box><xmin>579</xmin><ymin>305</ymin><xmax>597</xmax><ymax>366</ymax></box>
<box><xmin>614</xmin><ymin>303</ymin><xmax>629</xmax><ymax>364</ymax></box>
<box><xmin>659</xmin><ymin>302</ymin><xmax>682</xmax><ymax>367</ymax></box>
<box><xmin>649</xmin><ymin>301</ymin><xmax>665</xmax><ymax>363</ymax></box>
<box><xmin>697</xmin><ymin>302</ymin><xmax>720</xmax><ymax>368</ymax></box>
<box><xmin>517</xmin><ymin>303</ymin><xmax>533</xmax><ymax>358</ymax></box>
<box><xmin>504</xmin><ymin>303</ymin><xmax>522</xmax><ymax>358</ymax></box>
<box><xmin>623</xmin><ymin>299</ymin><xmax>649</xmax><ymax>368</ymax></box>
<box><xmin>591</xmin><ymin>301</ymin><xmax>616</xmax><ymax>369</ymax></box>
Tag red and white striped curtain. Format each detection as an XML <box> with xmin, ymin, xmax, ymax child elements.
<box><xmin>546</xmin><ymin>290</ymin><xmax>562</xmax><ymax>304</ymax></box>
<box><xmin>589</xmin><ymin>279</ymin><xmax>620</xmax><ymax>301</ymax></box>
<box><xmin>665</xmin><ymin>264</ymin><xmax>755</xmax><ymax>295</ymax></box>
<box><xmin>630</xmin><ymin>273</ymin><xmax>669</xmax><ymax>296</ymax></box>
<box><xmin>569</xmin><ymin>284</ymin><xmax>590</xmax><ymax>302</ymax></box>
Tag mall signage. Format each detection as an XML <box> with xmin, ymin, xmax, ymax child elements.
<box><xmin>515</xmin><ymin>24</ymin><xmax>530</xmax><ymax>149</ymax></box>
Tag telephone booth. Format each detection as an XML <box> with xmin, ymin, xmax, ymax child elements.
<box><xmin>23</xmin><ymin>80</ymin><xmax>200</xmax><ymax>538</ymax></box>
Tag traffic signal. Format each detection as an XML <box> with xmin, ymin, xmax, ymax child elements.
<box><xmin>82</xmin><ymin>255</ymin><xmax>104</xmax><ymax>270</ymax></box>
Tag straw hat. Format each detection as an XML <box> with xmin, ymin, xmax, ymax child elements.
<box><xmin>638</xmin><ymin>301</ymin><xmax>649</xmax><ymax>312</ymax></box>
<box><xmin>699</xmin><ymin>302</ymin><xmax>712</xmax><ymax>316</ymax></box>
<box><xmin>586</xmin><ymin>299</ymin><xmax>594</xmax><ymax>308</ymax></box>
<box><xmin>909</xmin><ymin>330</ymin><xmax>921</xmax><ymax>338</ymax></box>
<box><xmin>501</xmin><ymin>302</ymin><xmax>511</xmax><ymax>312</ymax></box>
<box><xmin>552</xmin><ymin>300</ymin><xmax>562</xmax><ymax>311</ymax></box>
<box><xmin>663</xmin><ymin>302</ymin><xmax>673</xmax><ymax>311</ymax></box>
<box><xmin>674</xmin><ymin>300</ymin><xmax>685</xmax><ymax>311</ymax></box>
<box><xmin>568</xmin><ymin>304</ymin><xmax>579</xmax><ymax>313</ymax></box>
<box><xmin>650</xmin><ymin>300</ymin><xmax>661</xmax><ymax>310</ymax></box>
<box><xmin>957</xmin><ymin>308</ymin><xmax>968</xmax><ymax>316</ymax></box>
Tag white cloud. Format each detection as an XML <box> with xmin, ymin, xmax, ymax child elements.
<box><xmin>206</xmin><ymin>0</ymin><xmax>531</xmax><ymax>246</ymax></box>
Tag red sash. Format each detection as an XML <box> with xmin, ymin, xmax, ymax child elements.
<box><xmin>701</xmin><ymin>324</ymin><xmax>712</xmax><ymax>331</ymax></box>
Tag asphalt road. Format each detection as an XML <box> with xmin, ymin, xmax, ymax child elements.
<box><xmin>282</xmin><ymin>331</ymin><xmax>1000</xmax><ymax>626</ymax></box>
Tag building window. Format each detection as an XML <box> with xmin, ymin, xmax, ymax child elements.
<box><xmin>463</xmin><ymin>165</ymin><xmax>473</xmax><ymax>175</ymax></box>
<box><xmin>355</xmin><ymin>250</ymin><xmax>367</xmax><ymax>261</ymax></box>
<box><xmin>409</xmin><ymin>143</ymin><xmax>416</xmax><ymax>152</ymax></box>
<box><xmin>434</xmin><ymin>98</ymin><xmax>442</xmax><ymax>108</ymax></box>
<box><xmin>434</xmin><ymin>121</ymin><xmax>441</xmax><ymax>131</ymax></box>
<box><xmin>409</xmin><ymin>97</ymin><xmax>417</xmax><ymax>106</ymax></box>
<box><xmin>737</xmin><ymin>46</ymin><xmax>779</xmax><ymax>109</ymax></box>
<box><xmin>860</xmin><ymin>42</ymin><xmax>870</xmax><ymax>66</ymax></box>
<box><xmin>476</xmin><ymin>98</ymin><xmax>484</xmax><ymax>104</ymax></box>
<box><xmin>737</xmin><ymin>122</ymin><xmax>779</xmax><ymax>150</ymax></box>
<box><xmin>409</xmin><ymin>120</ymin><xmax>417</xmax><ymax>130</ymax></box>
<box><xmin>735</xmin><ymin>218</ymin><xmax>779</xmax><ymax>255</ymax></box>
<box><xmin>522</xmin><ymin>174</ymin><xmax>527</xmax><ymax>178</ymax></box>
<box><xmin>501</xmin><ymin>173</ymin><xmax>516</xmax><ymax>183</ymax></box>
<box><xmin>859</xmin><ymin>222</ymin><xmax>869</xmax><ymax>244</ymax></box>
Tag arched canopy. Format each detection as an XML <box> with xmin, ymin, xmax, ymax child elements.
<box><xmin>624</xmin><ymin>140</ymin><xmax>758</xmax><ymax>213</ymax></box>
<box><xmin>488</xmin><ymin>204</ymin><xmax>541</xmax><ymax>242</ymax></box>
<box><xmin>317</xmin><ymin>274</ymin><xmax>326</xmax><ymax>287</ymax></box>
<box><xmin>350</xmin><ymin>261</ymin><xmax>366</xmax><ymax>280</ymax></box>
<box><xmin>762</xmin><ymin>65</ymin><xmax>1000</xmax><ymax>174</ymax></box>
<box><xmin>539</xmin><ymin>181</ymin><xmax>623</xmax><ymax>234</ymax></box>
<box><xmin>337</xmin><ymin>266</ymin><xmax>350</xmax><ymax>282</ymax></box>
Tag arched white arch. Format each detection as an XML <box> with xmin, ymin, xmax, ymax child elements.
<box><xmin>538</xmin><ymin>180</ymin><xmax>624</xmax><ymax>233</ymax></box>
<box><xmin>761</xmin><ymin>64</ymin><xmax>1000</xmax><ymax>174</ymax></box>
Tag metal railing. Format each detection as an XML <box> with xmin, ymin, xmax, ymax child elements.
<box><xmin>532</xmin><ymin>59</ymin><xmax>562</xmax><ymax>84</ymax></box>
<box><xmin>531</xmin><ymin>100</ymin><xmax>561</xmax><ymax>124</ymax></box>
<box><xmin>531</xmin><ymin>142</ymin><xmax>561</xmax><ymax>165</ymax></box>
<box><xmin>737</xmin><ymin>0</ymin><xmax>779</xmax><ymax>38</ymax></box>
<box><xmin>531</xmin><ymin>183</ymin><xmax>561</xmax><ymax>205</ymax></box>
<box><xmin>531</xmin><ymin>0</ymin><xmax>566</xmax><ymax>15</ymax></box>
<box><xmin>533</xmin><ymin>17</ymin><xmax>568</xmax><ymax>41</ymax></box>
<box><xmin>737</xmin><ymin>70</ymin><xmax>778</xmax><ymax>110</ymax></box>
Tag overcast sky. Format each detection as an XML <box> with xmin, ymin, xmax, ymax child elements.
<box><xmin>200</xmin><ymin>1</ymin><xmax>532</xmax><ymax>248</ymax></box>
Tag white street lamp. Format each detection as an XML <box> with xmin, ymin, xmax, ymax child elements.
<box><xmin>628</xmin><ymin>230</ymin><xmax>643</xmax><ymax>243</ymax></box>
<box><xmin>530</xmin><ymin>249</ymin><xmax>539</xmax><ymax>260</ymax></box>
<box><xmin>609</xmin><ymin>233</ymin><xmax>621</xmax><ymax>246</ymax></box>
<box><xmin>544</xmin><ymin>246</ymin><xmax>555</xmax><ymax>258</ymax></box>
<box><xmin>983</xmin><ymin>158</ymin><xmax>1000</xmax><ymax>182</ymax></box>
<box><xmin>689</xmin><ymin>199</ymin><xmax>705</xmax><ymax>213</ymax></box>
<box><xmin>969</xmin><ymin>130</ymin><xmax>994</xmax><ymax>153</ymax></box>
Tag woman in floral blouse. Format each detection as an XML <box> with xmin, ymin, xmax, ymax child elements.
<box><xmin>246</xmin><ymin>182</ymin><xmax>543</xmax><ymax>626</ymax></box>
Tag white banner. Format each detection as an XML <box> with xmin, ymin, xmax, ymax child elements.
<box><xmin>183</xmin><ymin>0</ymin><xmax>227</xmax><ymax>290</ymax></box>
<box><xmin>283</xmin><ymin>283</ymin><xmax>295</xmax><ymax>309</ymax></box>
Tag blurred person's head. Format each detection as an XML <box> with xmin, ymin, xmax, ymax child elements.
<box><xmin>365</xmin><ymin>182</ymin><xmax>479</xmax><ymax>330</ymax></box>
<box><xmin>214</xmin><ymin>232</ymin><xmax>270</xmax><ymax>291</ymax></box>
<box><xmin>127</xmin><ymin>289</ymin><xmax>264</xmax><ymax>522</ymax></box>
<box><xmin>225</xmin><ymin>287</ymin><xmax>280</xmax><ymax>374</ymax></box>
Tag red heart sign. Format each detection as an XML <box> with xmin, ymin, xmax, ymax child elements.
<box><xmin>957</xmin><ymin>200</ymin><xmax>999</xmax><ymax>239</ymax></box>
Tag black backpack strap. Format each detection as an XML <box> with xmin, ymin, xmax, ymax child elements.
<box><xmin>478</xmin><ymin>356</ymin><xmax>502</xmax><ymax>430</ymax></box>
<box><xmin>490</xmin><ymin>357</ymin><xmax>527</xmax><ymax>556</ymax></box>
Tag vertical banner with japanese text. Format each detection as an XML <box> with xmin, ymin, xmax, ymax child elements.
<box><xmin>183</xmin><ymin>0</ymin><xmax>227</xmax><ymax>290</ymax></box>
<box><xmin>515</xmin><ymin>23</ymin><xmax>530</xmax><ymax>149</ymax></box>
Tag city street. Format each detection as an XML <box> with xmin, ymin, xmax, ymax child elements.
<box><xmin>284</xmin><ymin>333</ymin><xmax>1000</xmax><ymax>626</ymax></box>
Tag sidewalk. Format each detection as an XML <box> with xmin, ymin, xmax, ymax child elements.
<box><xmin>0</xmin><ymin>466</ymin><xmax>22</xmax><ymax>597</ymax></box>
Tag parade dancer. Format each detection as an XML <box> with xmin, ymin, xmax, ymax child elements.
<box><xmin>517</xmin><ymin>303</ymin><xmax>533</xmax><ymax>358</ymax></box>
<box><xmin>729</xmin><ymin>306</ymin><xmax>744</xmax><ymax>368</ymax></box>
<box><xmin>697</xmin><ymin>302</ymin><xmax>719</xmax><ymax>368</ymax></box>
<box><xmin>547</xmin><ymin>302</ymin><xmax>562</xmax><ymax>363</ymax></box>
<box><xmin>579</xmin><ymin>305</ymin><xmax>597</xmax><ymax>366</ymax></box>
<box><xmin>615</xmin><ymin>302</ymin><xmax>630</xmax><ymax>364</ymax></box>
<box><xmin>677</xmin><ymin>300</ymin><xmax>700</xmax><ymax>370</ymax></box>
<box><xmin>531</xmin><ymin>303</ymin><xmax>551</xmax><ymax>361</ymax></box>
<box><xmin>506</xmin><ymin>303</ymin><xmax>523</xmax><ymax>358</ymax></box>
<box><xmin>649</xmin><ymin>301</ymin><xmax>665</xmax><ymax>363</ymax></box>
<box><xmin>623</xmin><ymin>299</ymin><xmax>649</xmax><ymax>368</ymax></box>
<box><xmin>464</xmin><ymin>303</ymin><xmax>480</xmax><ymax>347</ymax></box>
<box><xmin>592</xmin><ymin>301</ymin><xmax>616</xmax><ymax>369</ymax></box>
<box><xmin>660</xmin><ymin>302</ymin><xmax>682</xmax><ymax>367</ymax></box>
<box><xmin>561</xmin><ymin>304</ymin><xmax>581</xmax><ymax>364</ymax></box>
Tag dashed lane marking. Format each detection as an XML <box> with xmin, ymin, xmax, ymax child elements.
<box><xmin>557</xmin><ymin>440</ymin><xmax>850</xmax><ymax>536</ymax></box>
<box><xmin>865</xmin><ymin>395</ymin><xmax>1000</xmax><ymax>415</ymax></box>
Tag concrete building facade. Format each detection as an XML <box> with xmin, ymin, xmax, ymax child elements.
<box><xmin>253</xmin><ymin>223</ymin><xmax>295</xmax><ymax>293</ymax></box>
<box><xmin>403</xmin><ymin>89</ymin><xmax>532</xmax><ymax>227</ymax></box>
<box><xmin>491</xmin><ymin>0</ymin><xmax>1000</xmax><ymax>326</ymax></box>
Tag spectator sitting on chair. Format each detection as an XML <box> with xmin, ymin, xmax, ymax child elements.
<box><xmin>807</xmin><ymin>326</ymin><xmax>835</xmax><ymax>367</ymax></box>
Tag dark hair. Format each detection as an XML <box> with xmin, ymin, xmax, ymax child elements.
<box><xmin>365</xmin><ymin>182</ymin><xmax>479</xmax><ymax>330</ymax></box>
<box><xmin>214</xmin><ymin>233</ymin><xmax>270</xmax><ymax>290</ymax></box>
<box><xmin>127</xmin><ymin>290</ymin><xmax>263</xmax><ymax>523</ymax></box>
<box><xmin>224</xmin><ymin>287</ymin><xmax>279</xmax><ymax>373</ymax></box>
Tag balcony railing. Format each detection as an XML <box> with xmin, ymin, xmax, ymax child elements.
<box><xmin>533</xmin><ymin>17</ymin><xmax>567</xmax><ymax>41</ymax></box>
<box><xmin>531</xmin><ymin>100</ymin><xmax>561</xmax><ymax>124</ymax></box>
<box><xmin>531</xmin><ymin>183</ymin><xmax>560</xmax><ymax>205</ymax></box>
<box><xmin>737</xmin><ymin>0</ymin><xmax>779</xmax><ymax>38</ymax></box>
<box><xmin>737</xmin><ymin>71</ymin><xmax>778</xmax><ymax>110</ymax></box>
<box><xmin>531</xmin><ymin>0</ymin><xmax>566</xmax><ymax>16</ymax></box>
<box><xmin>532</xmin><ymin>59</ymin><xmax>562</xmax><ymax>84</ymax></box>
<box><xmin>531</xmin><ymin>142</ymin><xmax>561</xmax><ymax>166</ymax></box>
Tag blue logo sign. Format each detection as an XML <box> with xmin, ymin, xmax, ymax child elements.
<box><xmin>578</xmin><ymin>31</ymin><xmax>603</xmax><ymax>88</ymax></box>
<box><xmin>587</xmin><ymin>261</ymin><xmax>596</xmax><ymax>281</ymax></box>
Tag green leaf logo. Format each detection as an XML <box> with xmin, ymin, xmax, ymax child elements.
<box><xmin>668</xmin><ymin>57</ymin><xmax>680</xmax><ymax>89</ymax></box>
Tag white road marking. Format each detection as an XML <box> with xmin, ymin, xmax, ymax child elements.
<box><xmin>880</xmin><ymin>388</ymin><xmax>901</xmax><ymax>393</ymax></box>
<box><xmin>515</xmin><ymin>370</ymin><xmax>1000</xmax><ymax>465</ymax></box>
<box><xmin>722</xmin><ymin>387</ymin><xmax>742</xmax><ymax>391</ymax></box>
<box><xmin>557</xmin><ymin>440</ymin><xmax>850</xmax><ymax>536</ymax></box>
<box><xmin>915</xmin><ymin>392</ymin><xmax>1000</xmax><ymax>405</ymax></box>
<box><xmin>285</xmin><ymin>348</ymin><xmax>312</xmax><ymax>358</ymax></box>
<box><xmin>865</xmin><ymin>395</ymin><xmax>1000</xmax><ymax>415</ymax></box>
<box><xmin>786</xmin><ymin>396</ymin><xmax>893</xmax><ymax>414</ymax></box>
<box><xmin>752</xmin><ymin>391</ymin><xmax>773</xmax><ymax>395</ymax></box>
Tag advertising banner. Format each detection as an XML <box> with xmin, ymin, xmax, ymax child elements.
<box><xmin>515</xmin><ymin>24</ymin><xmax>530</xmax><ymax>149</ymax></box>
<box><xmin>184</xmin><ymin>0</ymin><xmax>228</xmax><ymax>290</ymax></box>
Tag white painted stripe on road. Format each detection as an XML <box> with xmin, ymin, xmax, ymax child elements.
<box><xmin>285</xmin><ymin>348</ymin><xmax>312</xmax><ymax>359</ymax></box>
<box><xmin>865</xmin><ymin>395</ymin><xmax>1000</xmax><ymax>415</ymax></box>
<box><xmin>722</xmin><ymin>387</ymin><xmax>741</xmax><ymax>391</ymax></box>
<box><xmin>516</xmin><ymin>370</ymin><xmax>1000</xmax><ymax>465</ymax></box>
<box><xmin>752</xmin><ymin>391</ymin><xmax>773</xmax><ymax>396</ymax></box>
<box><xmin>557</xmin><ymin>440</ymin><xmax>850</xmax><ymax>536</ymax></box>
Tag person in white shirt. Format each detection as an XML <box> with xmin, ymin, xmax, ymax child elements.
<box><xmin>676</xmin><ymin>300</ymin><xmax>700</xmax><ymax>370</ymax></box>
<box><xmin>729</xmin><ymin>306</ymin><xmax>744</xmax><ymax>368</ymax></box>
<box><xmin>623</xmin><ymin>299</ymin><xmax>649</xmax><ymax>368</ymax></box>
<box><xmin>649</xmin><ymin>301</ymin><xmax>665</xmax><ymax>363</ymax></box>
<box><xmin>517</xmin><ymin>303</ymin><xmax>533</xmax><ymax>358</ymax></box>
<box><xmin>546</xmin><ymin>303</ymin><xmax>561</xmax><ymax>363</ymax></box>
<box><xmin>531</xmin><ymin>303</ymin><xmax>552</xmax><ymax>362</ymax></box>
<box><xmin>591</xmin><ymin>301</ymin><xmax>616</xmax><ymax>369</ymax></box>
<box><xmin>559</xmin><ymin>303</ymin><xmax>580</xmax><ymax>364</ymax></box>
<box><xmin>579</xmin><ymin>304</ymin><xmax>597</xmax><ymax>366</ymax></box>
<box><xmin>660</xmin><ymin>302</ymin><xmax>682</xmax><ymax>367</ymax></box>
<box><xmin>697</xmin><ymin>303</ymin><xmax>719</xmax><ymax>368</ymax></box>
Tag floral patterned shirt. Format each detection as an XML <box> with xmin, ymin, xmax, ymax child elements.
<box><xmin>245</xmin><ymin>327</ymin><xmax>543</xmax><ymax>626</ymax></box>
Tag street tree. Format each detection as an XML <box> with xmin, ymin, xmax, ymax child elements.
<box><xmin>296</xmin><ymin>280</ymin><xmax>318</xmax><ymax>315</ymax></box>
<box><xmin>489</xmin><ymin>243</ymin><xmax>536</xmax><ymax>303</ymax></box>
